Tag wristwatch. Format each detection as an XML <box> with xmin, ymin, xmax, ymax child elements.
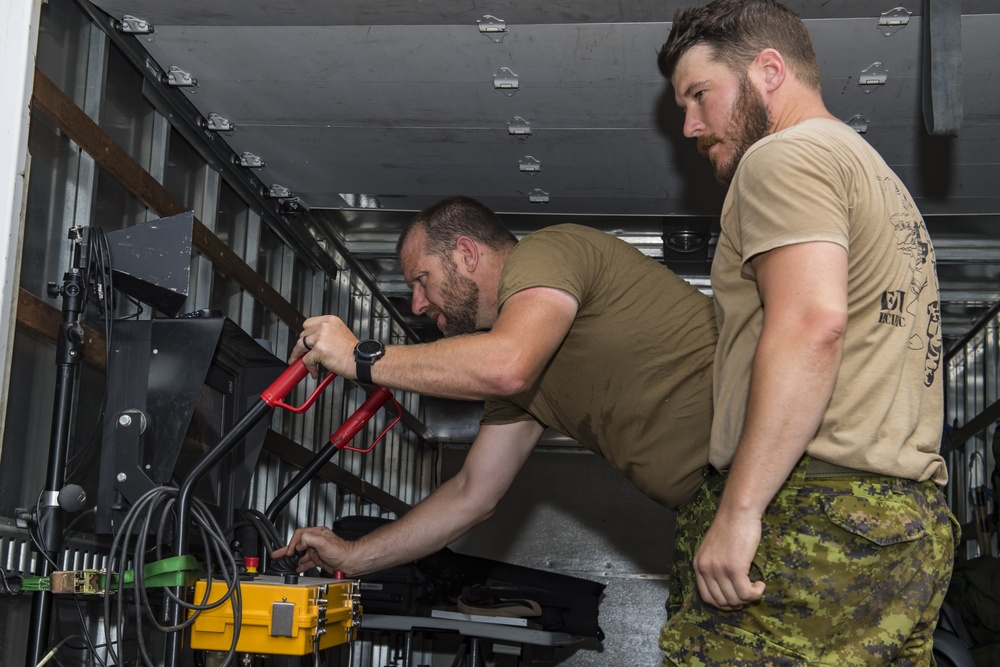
<box><xmin>354</xmin><ymin>339</ymin><xmax>386</xmax><ymax>385</ymax></box>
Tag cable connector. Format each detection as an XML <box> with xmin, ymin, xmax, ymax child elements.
<box><xmin>51</xmin><ymin>570</ymin><xmax>103</xmax><ymax>595</ymax></box>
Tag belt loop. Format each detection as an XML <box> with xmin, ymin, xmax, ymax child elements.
<box><xmin>786</xmin><ymin>455</ymin><xmax>810</xmax><ymax>490</ymax></box>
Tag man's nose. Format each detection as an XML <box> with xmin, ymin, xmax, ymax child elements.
<box><xmin>683</xmin><ymin>112</ymin><xmax>704</xmax><ymax>139</ymax></box>
<box><xmin>411</xmin><ymin>287</ymin><xmax>429</xmax><ymax>315</ymax></box>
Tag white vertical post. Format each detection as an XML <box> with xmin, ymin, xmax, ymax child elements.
<box><xmin>0</xmin><ymin>0</ymin><xmax>44</xmax><ymax>444</ymax></box>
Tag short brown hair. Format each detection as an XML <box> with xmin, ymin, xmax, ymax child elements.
<box><xmin>397</xmin><ymin>196</ymin><xmax>517</xmax><ymax>262</ymax></box>
<box><xmin>658</xmin><ymin>0</ymin><xmax>821</xmax><ymax>91</ymax></box>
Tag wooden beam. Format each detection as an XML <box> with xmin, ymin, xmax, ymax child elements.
<box><xmin>27</xmin><ymin>69</ymin><xmax>436</xmax><ymax>446</ymax></box>
<box><xmin>30</xmin><ymin>69</ymin><xmax>304</xmax><ymax>331</ymax></box>
<box><xmin>16</xmin><ymin>288</ymin><xmax>106</xmax><ymax>369</ymax></box>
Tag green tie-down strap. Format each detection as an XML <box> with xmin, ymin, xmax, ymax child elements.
<box><xmin>21</xmin><ymin>555</ymin><xmax>204</xmax><ymax>594</ymax></box>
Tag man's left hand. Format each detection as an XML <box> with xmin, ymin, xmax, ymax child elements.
<box><xmin>692</xmin><ymin>507</ymin><xmax>766</xmax><ymax>610</ymax></box>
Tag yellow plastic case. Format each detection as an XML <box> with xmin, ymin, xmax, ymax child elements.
<box><xmin>188</xmin><ymin>575</ymin><xmax>359</xmax><ymax>655</ymax></box>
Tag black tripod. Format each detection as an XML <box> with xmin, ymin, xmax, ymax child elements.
<box><xmin>25</xmin><ymin>227</ymin><xmax>97</xmax><ymax>666</ymax></box>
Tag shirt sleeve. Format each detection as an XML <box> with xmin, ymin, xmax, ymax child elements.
<box><xmin>732</xmin><ymin>134</ymin><xmax>851</xmax><ymax>277</ymax></box>
<box><xmin>481</xmin><ymin>397</ymin><xmax>544</xmax><ymax>427</ymax></box>
<box><xmin>497</xmin><ymin>226</ymin><xmax>609</xmax><ymax>317</ymax></box>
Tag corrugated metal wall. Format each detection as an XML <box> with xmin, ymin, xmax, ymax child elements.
<box><xmin>944</xmin><ymin>308</ymin><xmax>1000</xmax><ymax>561</ymax></box>
<box><xmin>0</xmin><ymin>1</ymin><xmax>435</xmax><ymax>664</ymax></box>
<box><xmin>3</xmin><ymin>1</ymin><xmax>996</xmax><ymax>666</ymax></box>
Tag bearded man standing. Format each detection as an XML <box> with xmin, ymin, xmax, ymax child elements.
<box><xmin>657</xmin><ymin>1</ymin><xmax>957</xmax><ymax>665</ymax></box>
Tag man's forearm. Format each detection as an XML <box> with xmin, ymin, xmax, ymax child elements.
<box><xmin>339</xmin><ymin>475</ymin><xmax>497</xmax><ymax>576</ymax></box>
<box><xmin>369</xmin><ymin>335</ymin><xmax>526</xmax><ymax>401</ymax></box>
<box><xmin>722</xmin><ymin>315</ymin><xmax>844</xmax><ymax>516</ymax></box>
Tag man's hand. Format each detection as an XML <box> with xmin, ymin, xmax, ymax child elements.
<box><xmin>272</xmin><ymin>526</ymin><xmax>354</xmax><ymax>575</ymax></box>
<box><xmin>291</xmin><ymin>315</ymin><xmax>360</xmax><ymax>380</ymax></box>
<box><xmin>692</xmin><ymin>507</ymin><xmax>766</xmax><ymax>610</ymax></box>
<box><xmin>688</xmin><ymin>241</ymin><xmax>848</xmax><ymax>611</ymax></box>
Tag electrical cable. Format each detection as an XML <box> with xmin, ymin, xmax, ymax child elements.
<box><xmin>239</xmin><ymin>508</ymin><xmax>285</xmax><ymax>552</ymax></box>
<box><xmin>0</xmin><ymin>568</ymin><xmax>23</xmax><ymax>595</ymax></box>
<box><xmin>236</xmin><ymin>508</ymin><xmax>306</xmax><ymax>574</ymax></box>
<box><xmin>32</xmin><ymin>634</ymin><xmax>90</xmax><ymax>667</ymax></box>
<box><xmin>29</xmin><ymin>227</ymin><xmax>246</xmax><ymax>666</ymax></box>
<box><xmin>101</xmin><ymin>485</ymin><xmax>244</xmax><ymax>667</ymax></box>
<box><xmin>28</xmin><ymin>490</ymin><xmax>62</xmax><ymax>571</ymax></box>
<box><xmin>47</xmin><ymin>589</ymin><xmax>111</xmax><ymax>667</ymax></box>
<box><xmin>68</xmin><ymin>596</ymin><xmax>109</xmax><ymax>667</ymax></box>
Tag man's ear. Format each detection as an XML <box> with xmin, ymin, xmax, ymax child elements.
<box><xmin>755</xmin><ymin>48</ymin><xmax>786</xmax><ymax>93</ymax></box>
<box><xmin>454</xmin><ymin>235</ymin><xmax>480</xmax><ymax>273</ymax></box>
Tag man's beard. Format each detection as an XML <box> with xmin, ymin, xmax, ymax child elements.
<box><xmin>697</xmin><ymin>74</ymin><xmax>772</xmax><ymax>185</ymax></box>
<box><xmin>436</xmin><ymin>265</ymin><xmax>481</xmax><ymax>337</ymax></box>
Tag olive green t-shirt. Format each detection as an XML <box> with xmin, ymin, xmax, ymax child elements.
<box><xmin>712</xmin><ymin>118</ymin><xmax>947</xmax><ymax>485</ymax></box>
<box><xmin>481</xmin><ymin>224</ymin><xmax>716</xmax><ymax>509</ymax></box>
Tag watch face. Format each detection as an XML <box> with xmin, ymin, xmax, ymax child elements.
<box><xmin>356</xmin><ymin>339</ymin><xmax>384</xmax><ymax>357</ymax></box>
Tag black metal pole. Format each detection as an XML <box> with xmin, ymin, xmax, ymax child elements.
<box><xmin>264</xmin><ymin>437</ymin><xmax>343</xmax><ymax>525</ymax></box>
<box><xmin>26</xmin><ymin>231</ymin><xmax>90</xmax><ymax>666</ymax></box>
<box><xmin>162</xmin><ymin>398</ymin><xmax>273</xmax><ymax>667</ymax></box>
<box><xmin>264</xmin><ymin>386</ymin><xmax>393</xmax><ymax>525</ymax></box>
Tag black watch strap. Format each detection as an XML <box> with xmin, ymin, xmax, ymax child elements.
<box><xmin>354</xmin><ymin>339</ymin><xmax>385</xmax><ymax>385</ymax></box>
<box><xmin>356</xmin><ymin>357</ymin><xmax>375</xmax><ymax>384</ymax></box>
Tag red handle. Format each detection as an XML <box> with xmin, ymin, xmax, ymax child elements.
<box><xmin>332</xmin><ymin>386</ymin><xmax>401</xmax><ymax>452</ymax></box>
<box><xmin>260</xmin><ymin>361</ymin><xmax>399</xmax><ymax>452</ymax></box>
<box><xmin>261</xmin><ymin>360</ymin><xmax>336</xmax><ymax>412</ymax></box>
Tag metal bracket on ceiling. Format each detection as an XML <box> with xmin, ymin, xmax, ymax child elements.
<box><xmin>278</xmin><ymin>196</ymin><xmax>309</xmax><ymax>215</ymax></box>
<box><xmin>204</xmin><ymin>113</ymin><xmax>234</xmax><ymax>132</ymax></box>
<box><xmin>877</xmin><ymin>7</ymin><xmax>911</xmax><ymax>37</ymax></box>
<box><xmin>117</xmin><ymin>15</ymin><xmax>154</xmax><ymax>35</ymax></box>
<box><xmin>238</xmin><ymin>152</ymin><xmax>265</xmax><ymax>168</ymax></box>
<box><xmin>519</xmin><ymin>156</ymin><xmax>541</xmax><ymax>173</ymax></box>
<box><xmin>164</xmin><ymin>65</ymin><xmax>197</xmax><ymax>88</ymax></box>
<box><xmin>507</xmin><ymin>116</ymin><xmax>532</xmax><ymax>139</ymax></box>
<box><xmin>845</xmin><ymin>114</ymin><xmax>870</xmax><ymax>134</ymax></box>
<box><xmin>477</xmin><ymin>15</ymin><xmax>507</xmax><ymax>43</ymax></box>
<box><xmin>266</xmin><ymin>185</ymin><xmax>308</xmax><ymax>214</ymax></box>
<box><xmin>528</xmin><ymin>188</ymin><xmax>549</xmax><ymax>204</ymax></box>
<box><xmin>267</xmin><ymin>185</ymin><xmax>292</xmax><ymax>199</ymax></box>
<box><xmin>858</xmin><ymin>62</ymin><xmax>889</xmax><ymax>93</ymax></box>
<box><xmin>494</xmin><ymin>67</ymin><xmax>519</xmax><ymax>96</ymax></box>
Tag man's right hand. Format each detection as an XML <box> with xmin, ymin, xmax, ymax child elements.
<box><xmin>292</xmin><ymin>315</ymin><xmax>361</xmax><ymax>380</ymax></box>
<box><xmin>272</xmin><ymin>526</ymin><xmax>354</xmax><ymax>575</ymax></box>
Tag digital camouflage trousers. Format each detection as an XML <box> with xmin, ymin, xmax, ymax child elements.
<box><xmin>661</xmin><ymin>455</ymin><xmax>959</xmax><ymax>666</ymax></box>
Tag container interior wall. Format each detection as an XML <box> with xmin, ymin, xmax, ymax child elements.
<box><xmin>0</xmin><ymin>1</ymin><xmax>435</xmax><ymax>665</ymax></box>
<box><xmin>944</xmin><ymin>312</ymin><xmax>1000</xmax><ymax>561</ymax></box>
<box><xmin>7</xmin><ymin>2</ymin><xmax>998</xmax><ymax>666</ymax></box>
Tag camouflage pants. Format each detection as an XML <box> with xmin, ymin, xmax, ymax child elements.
<box><xmin>668</xmin><ymin>470</ymin><xmax>725</xmax><ymax>618</ymax></box>
<box><xmin>660</xmin><ymin>456</ymin><xmax>958</xmax><ymax>666</ymax></box>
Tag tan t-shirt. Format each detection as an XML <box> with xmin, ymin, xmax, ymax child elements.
<box><xmin>712</xmin><ymin>118</ymin><xmax>947</xmax><ymax>484</ymax></box>
<box><xmin>481</xmin><ymin>224</ymin><xmax>717</xmax><ymax>509</ymax></box>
